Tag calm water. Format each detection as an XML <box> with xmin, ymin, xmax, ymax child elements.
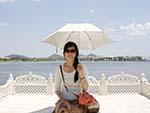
<box><xmin>0</xmin><ymin>61</ymin><xmax>150</xmax><ymax>85</ymax></box>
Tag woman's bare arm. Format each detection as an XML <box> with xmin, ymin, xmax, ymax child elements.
<box><xmin>77</xmin><ymin>64</ymin><xmax>89</xmax><ymax>91</ymax></box>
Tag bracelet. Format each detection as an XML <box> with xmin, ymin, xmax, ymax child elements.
<box><xmin>80</xmin><ymin>77</ymin><xmax>85</xmax><ymax>80</ymax></box>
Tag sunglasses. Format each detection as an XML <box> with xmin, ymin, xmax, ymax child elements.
<box><xmin>65</xmin><ymin>49</ymin><xmax>76</xmax><ymax>53</ymax></box>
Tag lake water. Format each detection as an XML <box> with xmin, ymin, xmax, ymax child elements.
<box><xmin>0</xmin><ymin>61</ymin><xmax>150</xmax><ymax>85</ymax></box>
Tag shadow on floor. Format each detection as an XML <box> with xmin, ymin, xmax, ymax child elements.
<box><xmin>31</xmin><ymin>106</ymin><xmax>55</xmax><ymax>113</ymax></box>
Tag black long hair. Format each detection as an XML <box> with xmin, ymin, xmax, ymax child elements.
<box><xmin>63</xmin><ymin>41</ymin><xmax>79</xmax><ymax>82</ymax></box>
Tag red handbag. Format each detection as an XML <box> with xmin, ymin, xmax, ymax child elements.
<box><xmin>79</xmin><ymin>91</ymin><xmax>97</xmax><ymax>105</ymax></box>
<box><xmin>78</xmin><ymin>91</ymin><xmax>100</xmax><ymax>113</ymax></box>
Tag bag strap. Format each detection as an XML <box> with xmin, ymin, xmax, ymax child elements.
<box><xmin>59</xmin><ymin>65</ymin><xmax>79</xmax><ymax>97</ymax></box>
<box><xmin>59</xmin><ymin>65</ymin><xmax>68</xmax><ymax>92</ymax></box>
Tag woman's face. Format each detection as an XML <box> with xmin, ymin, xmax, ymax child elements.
<box><xmin>64</xmin><ymin>46</ymin><xmax>76</xmax><ymax>60</ymax></box>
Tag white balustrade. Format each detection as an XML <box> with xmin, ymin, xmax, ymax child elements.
<box><xmin>88</xmin><ymin>76</ymin><xmax>100</xmax><ymax>94</ymax></box>
<box><xmin>107</xmin><ymin>73</ymin><xmax>141</xmax><ymax>94</ymax></box>
<box><xmin>13</xmin><ymin>72</ymin><xmax>49</xmax><ymax>95</ymax></box>
<box><xmin>0</xmin><ymin>72</ymin><xmax>150</xmax><ymax>101</ymax></box>
<box><xmin>0</xmin><ymin>74</ymin><xmax>13</xmax><ymax>100</ymax></box>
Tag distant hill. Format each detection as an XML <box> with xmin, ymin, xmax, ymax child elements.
<box><xmin>47</xmin><ymin>53</ymin><xmax>99</xmax><ymax>61</ymax></box>
<box><xmin>48</xmin><ymin>54</ymin><xmax>64</xmax><ymax>60</ymax></box>
<box><xmin>5</xmin><ymin>54</ymin><xmax>29</xmax><ymax>59</ymax></box>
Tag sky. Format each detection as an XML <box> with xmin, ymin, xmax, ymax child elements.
<box><xmin>0</xmin><ymin>0</ymin><xmax>150</xmax><ymax>58</ymax></box>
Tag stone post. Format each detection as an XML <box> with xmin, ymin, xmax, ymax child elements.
<box><xmin>8</xmin><ymin>73</ymin><xmax>14</xmax><ymax>95</ymax></box>
<box><xmin>48</xmin><ymin>73</ymin><xmax>53</xmax><ymax>94</ymax></box>
<box><xmin>140</xmin><ymin>73</ymin><xmax>148</xmax><ymax>95</ymax></box>
<box><xmin>99</xmin><ymin>73</ymin><xmax>107</xmax><ymax>95</ymax></box>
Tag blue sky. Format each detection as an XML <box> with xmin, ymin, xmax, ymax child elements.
<box><xmin>0</xmin><ymin>0</ymin><xmax>150</xmax><ymax>57</ymax></box>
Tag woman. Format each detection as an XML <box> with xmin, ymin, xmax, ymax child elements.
<box><xmin>53</xmin><ymin>41</ymin><xmax>89</xmax><ymax>113</ymax></box>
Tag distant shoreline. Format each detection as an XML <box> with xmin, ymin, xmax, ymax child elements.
<box><xmin>1</xmin><ymin>54</ymin><xmax>150</xmax><ymax>62</ymax></box>
<box><xmin>0</xmin><ymin>59</ymin><xmax>149</xmax><ymax>62</ymax></box>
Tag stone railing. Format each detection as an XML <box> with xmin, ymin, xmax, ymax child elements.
<box><xmin>0</xmin><ymin>72</ymin><xmax>53</xmax><ymax>101</ymax></box>
<box><xmin>88</xmin><ymin>76</ymin><xmax>100</xmax><ymax>94</ymax></box>
<box><xmin>0</xmin><ymin>72</ymin><xmax>150</xmax><ymax>101</ymax></box>
<box><xmin>89</xmin><ymin>73</ymin><xmax>141</xmax><ymax>95</ymax></box>
<box><xmin>106</xmin><ymin>73</ymin><xmax>141</xmax><ymax>94</ymax></box>
<box><xmin>13</xmin><ymin>72</ymin><xmax>46</xmax><ymax>95</ymax></box>
<box><xmin>0</xmin><ymin>76</ymin><xmax>12</xmax><ymax>100</ymax></box>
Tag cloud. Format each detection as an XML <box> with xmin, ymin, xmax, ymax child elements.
<box><xmin>0</xmin><ymin>22</ymin><xmax>8</xmax><ymax>26</ymax></box>
<box><xmin>120</xmin><ymin>22</ymin><xmax>150</xmax><ymax>37</ymax></box>
<box><xmin>32</xmin><ymin>0</ymin><xmax>43</xmax><ymax>2</ymax></box>
<box><xmin>0</xmin><ymin>0</ymin><xmax>43</xmax><ymax>4</ymax></box>
<box><xmin>89</xmin><ymin>9</ymin><xmax>94</xmax><ymax>14</ymax></box>
<box><xmin>104</xmin><ymin>27</ymin><xmax>117</xmax><ymax>33</ymax></box>
<box><xmin>0</xmin><ymin>0</ymin><xmax>15</xmax><ymax>3</ymax></box>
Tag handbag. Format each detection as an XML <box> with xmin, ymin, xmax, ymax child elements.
<box><xmin>60</xmin><ymin>65</ymin><xmax>100</xmax><ymax>113</ymax></box>
<box><xmin>78</xmin><ymin>91</ymin><xmax>100</xmax><ymax>113</ymax></box>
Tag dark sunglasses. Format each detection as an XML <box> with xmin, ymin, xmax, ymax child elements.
<box><xmin>65</xmin><ymin>49</ymin><xmax>76</xmax><ymax>53</ymax></box>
